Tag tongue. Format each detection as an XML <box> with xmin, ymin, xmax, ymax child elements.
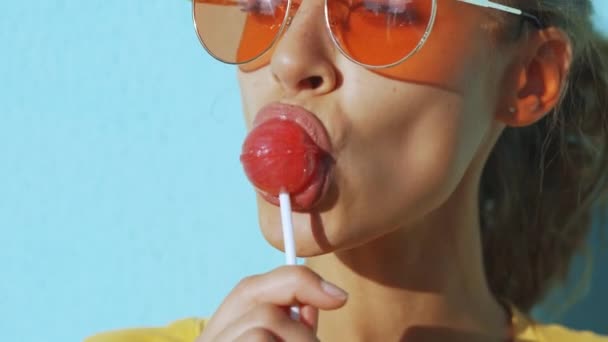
<box><xmin>240</xmin><ymin>118</ymin><xmax>324</xmax><ymax>199</ymax></box>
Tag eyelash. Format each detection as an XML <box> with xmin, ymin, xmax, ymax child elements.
<box><xmin>360</xmin><ymin>0</ymin><xmax>419</xmax><ymax>24</ymax></box>
<box><xmin>239</xmin><ymin>0</ymin><xmax>282</xmax><ymax>15</ymax></box>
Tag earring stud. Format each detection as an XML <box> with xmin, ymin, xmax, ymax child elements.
<box><xmin>508</xmin><ymin>107</ymin><xmax>517</xmax><ymax>113</ymax></box>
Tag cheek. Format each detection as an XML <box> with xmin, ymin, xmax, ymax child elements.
<box><xmin>334</xmin><ymin>81</ymin><xmax>492</xmax><ymax>239</ymax></box>
<box><xmin>349</xmin><ymin>95</ymin><xmax>464</xmax><ymax>213</ymax></box>
<box><xmin>238</xmin><ymin>71</ymin><xmax>275</xmax><ymax>130</ymax></box>
<box><xmin>400</xmin><ymin>99</ymin><xmax>486</xmax><ymax>208</ymax></box>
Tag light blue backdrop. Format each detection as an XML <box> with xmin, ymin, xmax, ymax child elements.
<box><xmin>0</xmin><ymin>2</ymin><xmax>607</xmax><ymax>341</ymax></box>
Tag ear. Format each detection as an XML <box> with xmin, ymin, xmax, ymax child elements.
<box><xmin>497</xmin><ymin>27</ymin><xmax>573</xmax><ymax>127</ymax></box>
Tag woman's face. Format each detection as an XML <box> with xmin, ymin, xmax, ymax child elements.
<box><xmin>238</xmin><ymin>0</ymin><xmax>512</xmax><ymax>255</ymax></box>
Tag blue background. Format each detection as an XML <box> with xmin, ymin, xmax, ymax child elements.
<box><xmin>0</xmin><ymin>1</ymin><xmax>606</xmax><ymax>341</ymax></box>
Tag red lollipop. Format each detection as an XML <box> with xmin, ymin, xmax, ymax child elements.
<box><xmin>240</xmin><ymin>118</ymin><xmax>323</xmax><ymax>197</ymax></box>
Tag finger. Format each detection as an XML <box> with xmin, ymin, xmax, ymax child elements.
<box><xmin>299</xmin><ymin>305</ymin><xmax>319</xmax><ymax>333</ymax></box>
<box><xmin>215</xmin><ymin>304</ymin><xmax>319</xmax><ymax>342</ymax></box>
<box><xmin>207</xmin><ymin>266</ymin><xmax>347</xmax><ymax>335</ymax></box>
<box><xmin>236</xmin><ymin>265</ymin><xmax>348</xmax><ymax>309</ymax></box>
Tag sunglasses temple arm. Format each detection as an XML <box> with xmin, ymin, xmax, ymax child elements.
<box><xmin>456</xmin><ymin>0</ymin><xmax>543</xmax><ymax>28</ymax></box>
<box><xmin>456</xmin><ymin>0</ymin><xmax>521</xmax><ymax>15</ymax></box>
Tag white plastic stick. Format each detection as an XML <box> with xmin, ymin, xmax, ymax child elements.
<box><xmin>278</xmin><ymin>190</ymin><xmax>300</xmax><ymax>320</ymax></box>
<box><xmin>279</xmin><ymin>191</ymin><xmax>297</xmax><ymax>265</ymax></box>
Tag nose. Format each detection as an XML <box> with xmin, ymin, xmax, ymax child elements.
<box><xmin>270</xmin><ymin>1</ymin><xmax>338</xmax><ymax>98</ymax></box>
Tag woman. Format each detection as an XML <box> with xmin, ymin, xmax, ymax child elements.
<box><xmin>87</xmin><ymin>0</ymin><xmax>608</xmax><ymax>340</ymax></box>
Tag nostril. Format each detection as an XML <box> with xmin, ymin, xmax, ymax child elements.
<box><xmin>298</xmin><ymin>76</ymin><xmax>324</xmax><ymax>90</ymax></box>
<box><xmin>309</xmin><ymin>76</ymin><xmax>323</xmax><ymax>89</ymax></box>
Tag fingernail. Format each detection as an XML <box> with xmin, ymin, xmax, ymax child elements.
<box><xmin>321</xmin><ymin>280</ymin><xmax>348</xmax><ymax>299</ymax></box>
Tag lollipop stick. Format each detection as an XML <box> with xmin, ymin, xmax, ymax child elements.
<box><xmin>278</xmin><ymin>190</ymin><xmax>300</xmax><ymax>320</ymax></box>
<box><xmin>279</xmin><ymin>191</ymin><xmax>297</xmax><ymax>265</ymax></box>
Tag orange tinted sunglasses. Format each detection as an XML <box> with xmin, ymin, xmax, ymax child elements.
<box><xmin>193</xmin><ymin>0</ymin><xmax>543</xmax><ymax>69</ymax></box>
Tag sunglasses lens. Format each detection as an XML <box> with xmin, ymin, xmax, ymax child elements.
<box><xmin>327</xmin><ymin>0</ymin><xmax>433</xmax><ymax>67</ymax></box>
<box><xmin>193</xmin><ymin>0</ymin><xmax>288</xmax><ymax>64</ymax></box>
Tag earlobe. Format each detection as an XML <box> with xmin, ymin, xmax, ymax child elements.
<box><xmin>497</xmin><ymin>28</ymin><xmax>572</xmax><ymax>127</ymax></box>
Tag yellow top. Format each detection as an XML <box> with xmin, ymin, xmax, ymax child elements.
<box><xmin>85</xmin><ymin>308</ymin><xmax>607</xmax><ymax>342</ymax></box>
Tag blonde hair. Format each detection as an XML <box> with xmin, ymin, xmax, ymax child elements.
<box><xmin>481</xmin><ymin>0</ymin><xmax>608</xmax><ymax>312</ymax></box>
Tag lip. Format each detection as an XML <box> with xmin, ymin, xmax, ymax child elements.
<box><xmin>253</xmin><ymin>103</ymin><xmax>333</xmax><ymax>155</ymax></box>
<box><xmin>253</xmin><ymin>102</ymin><xmax>334</xmax><ymax>210</ymax></box>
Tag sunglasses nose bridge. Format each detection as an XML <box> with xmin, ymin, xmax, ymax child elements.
<box><xmin>280</xmin><ymin>0</ymin><xmax>329</xmax><ymax>31</ymax></box>
<box><xmin>279</xmin><ymin>0</ymin><xmax>346</xmax><ymax>57</ymax></box>
<box><xmin>274</xmin><ymin>0</ymin><xmax>338</xmax><ymax>51</ymax></box>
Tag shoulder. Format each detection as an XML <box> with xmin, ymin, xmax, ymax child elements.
<box><xmin>84</xmin><ymin>318</ymin><xmax>206</xmax><ymax>342</ymax></box>
<box><xmin>512</xmin><ymin>306</ymin><xmax>607</xmax><ymax>342</ymax></box>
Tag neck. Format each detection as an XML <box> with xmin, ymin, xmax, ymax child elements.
<box><xmin>306</xmin><ymin>179</ymin><xmax>510</xmax><ymax>342</ymax></box>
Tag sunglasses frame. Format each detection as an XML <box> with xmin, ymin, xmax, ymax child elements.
<box><xmin>192</xmin><ymin>0</ymin><xmax>544</xmax><ymax>69</ymax></box>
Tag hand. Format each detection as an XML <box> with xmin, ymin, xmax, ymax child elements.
<box><xmin>196</xmin><ymin>265</ymin><xmax>348</xmax><ymax>342</ymax></box>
